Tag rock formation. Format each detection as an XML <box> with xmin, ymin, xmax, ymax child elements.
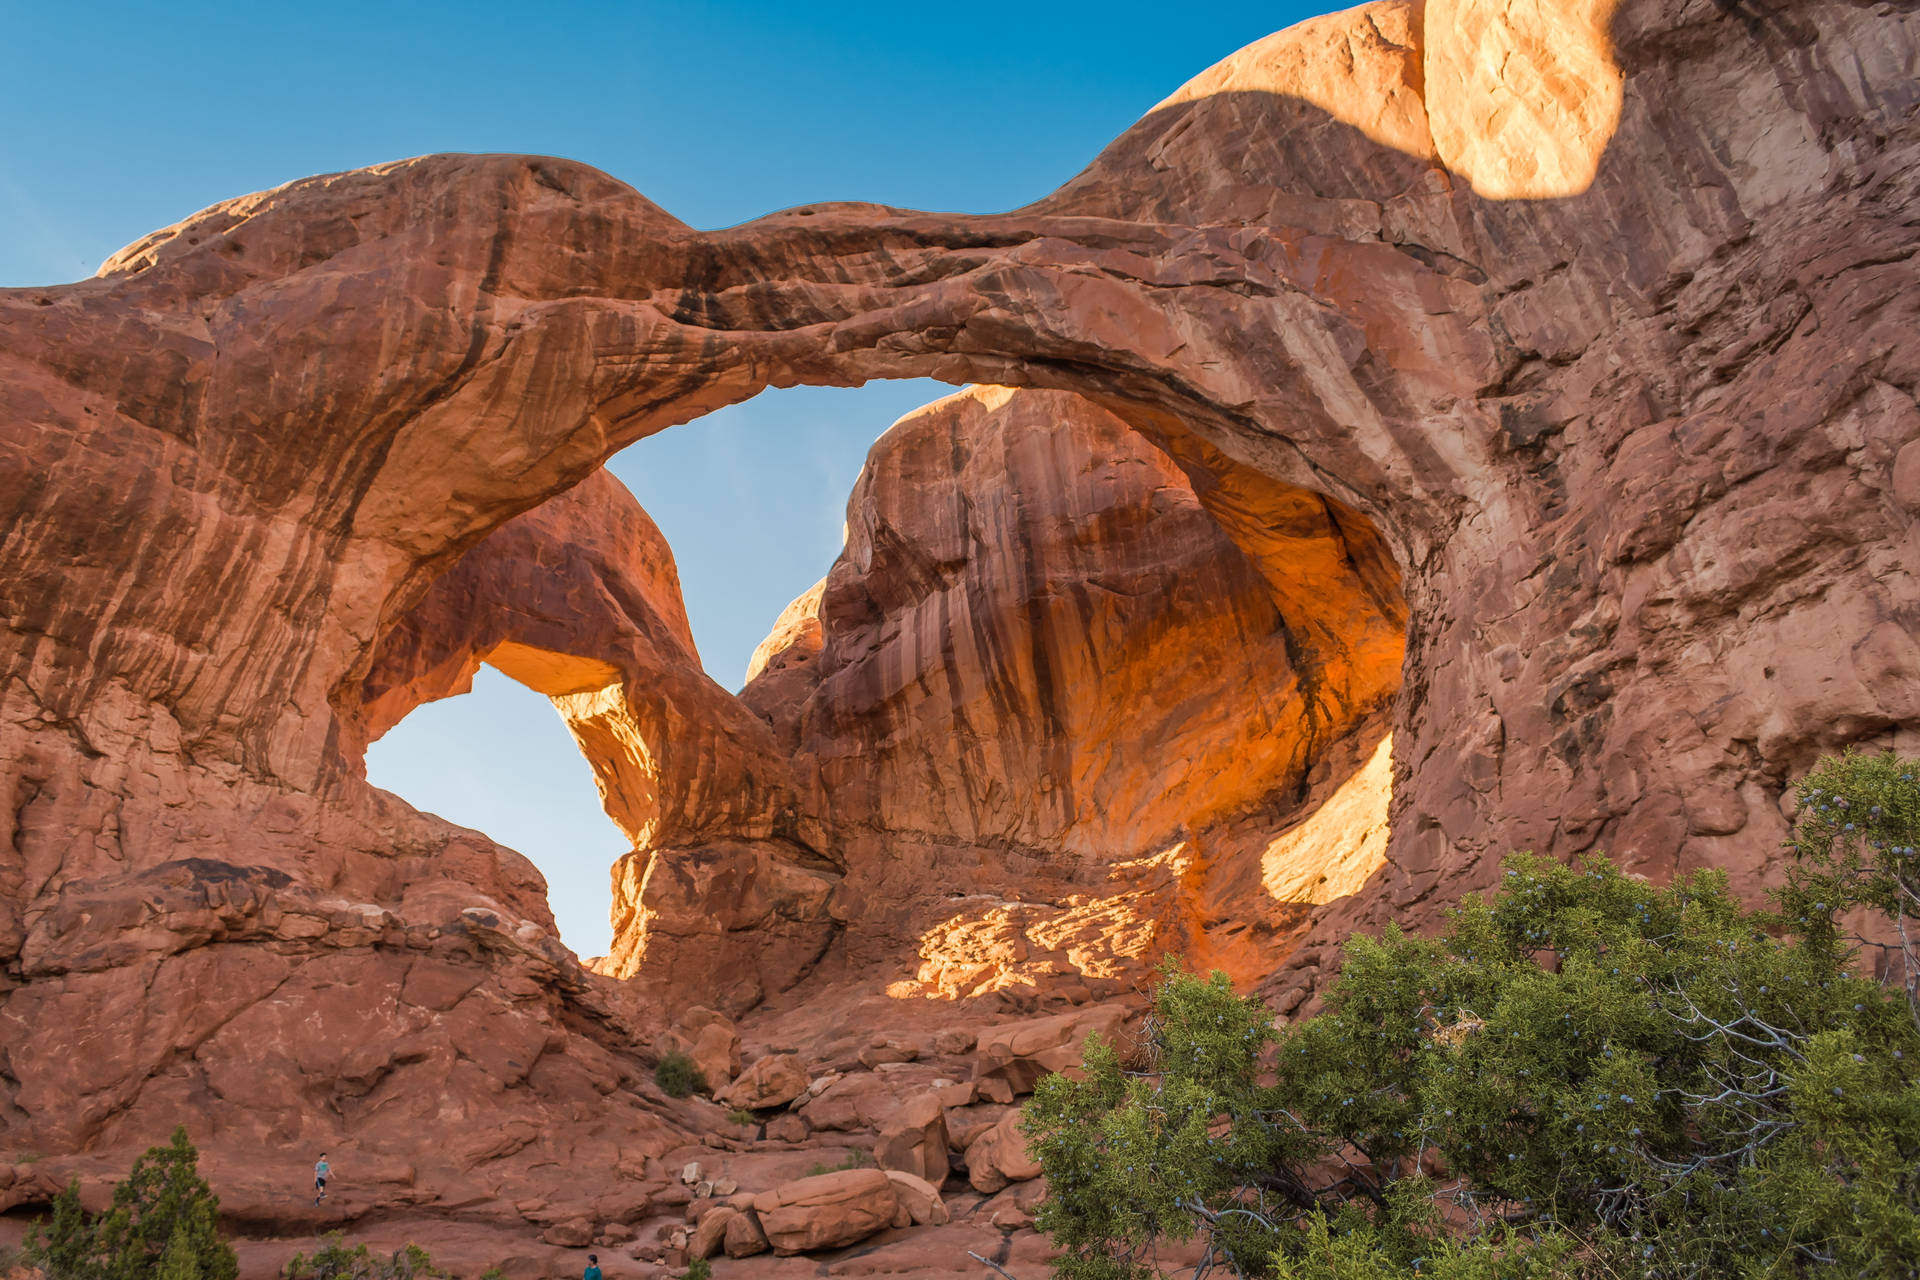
<box><xmin>355</xmin><ymin>467</ymin><xmax>798</xmax><ymax>855</ymax></box>
<box><xmin>351</xmin><ymin>471</ymin><xmax>836</xmax><ymax>1004</ymax></box>
<box><xmin>719</xmin><ymin>384</ymin><xmax>1399</xmax><ymax>1002</ymax></box>
<box><xmin>741</xmin><ymin>385</ymin><xmax>1398</xmax><ymax>863</ymax></box>
<box><xmin>4</xmin><ymin>0</ymin><xmax>1920</xmax><ymax>1271</ymax></box>
<box><xmin>401</xmin><ymin>383</ymin><xmax>1403</xmax><ymax>1014</ymax></box>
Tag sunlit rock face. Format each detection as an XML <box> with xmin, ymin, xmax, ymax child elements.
<box><xmin>422</xmin><ymin>387</ymin><xmax>1401</xmax><ymax>1009</ymax></box>
<box><xmin>2</xmin><ymin>0</ymin><xmax>1919</xmax><ymax>1249</ymax></box>
<box><xmin>746</xmin><ymin>385</ymin><xmax>1399</xmax><ymax>861</ymax></box>
<box><xmin>731</xmin><ymin>385</ymin><xmax>1401</xmax><ymax>993</ymax></box>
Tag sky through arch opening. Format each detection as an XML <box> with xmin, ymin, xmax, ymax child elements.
<box><xmin>367</xmin><ymin>663</ymin><xmax>623</xmax><ymax>956</ymax></box>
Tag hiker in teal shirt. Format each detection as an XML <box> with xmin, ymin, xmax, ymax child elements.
<box><xmin>583</xmin><ymin>1254</ymin><xmax>601</xmax><ymax>1280</ymax></box>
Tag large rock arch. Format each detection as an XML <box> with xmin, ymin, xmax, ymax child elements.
<box><xmin>5</xmin><ymin>0</ymin><xmax>1920</xmax><ymax>1244</ymax></box>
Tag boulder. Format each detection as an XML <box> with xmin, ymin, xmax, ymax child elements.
<box><xmin>763</xmin><ymin>1113</ymin><xmax>809</xmax><ymax>1144</ymax></box>
<box><xmin>976</xmin><ymin>1077</ymin><xmax>1015</xmax><ymax>1106</ymax></box>
<box><xmin>797</xmin><ymin>1072</ymin><xmax>922</xmax><ymax>1132</ymax></box>
<box><xmin>883</xmin><ymin>1170</ymin><xmax>950</xmax><ymax>1227</ymax></box>
<box><xmin>931</xmin><ymin>1080</ymin><xmax>976</xmax><ymax>1108</ymax></box>
<box><xmin>659</xmin><ymin>1007</ymin><xmax>741</xmax><ymax>1089</ymax></box>
<box><xmin>972</xmin><ymin>1006</ymin><xmax>1129</xmax><ymax>1095</ymax></box>
<box><xmin>990</xmin><ymin>1203</ymin><xmax>1035</xmax><ymax>1231</ymax></box>
<box><xmin>874</xmin><ymin>1092</ymin><xmax>950</xmax><ymax>1186</ymax></box>
<box><xmin>750</xmin><ymin>1168</ymin><xmax>898</xmax><ymax>1255</ymax></box>
<box><xmin>541</xmin><ymin>1217</ymin><xmax>595</xmax><ymax>1247</ymax></box>
<box><xmin>964</xmin><ymin>1109</ymin><xmax>1043</xmax><ymax>1194</ymax></box>
<box><xmin>717</xmin><ymin>1053</ymin><xmax>808</xmax><ymax>1110</ymax></box>
<box><xmin>689</xmin><ymin>1207</ymin><xmax>732</xmax><ymax>1260</ymax></box>
<box><xmin>723</xmin><ymin>1208</ymin><xmax>771</xmax><ymax>1259</ymax></box>
<box><xmin>933</xmin><ymin>1029</ymin><xmax>978</xmax><ymax>1056</ymax></box>
<box><xmin>858</xmin><ymin>1035</ymin><xmax>919</xmax><ymax>1067</ymax></box>
<box><xmin>949</xmin><ymin>1109</ymin><xmax>1004</xmax><ymax>1151</ymax></box>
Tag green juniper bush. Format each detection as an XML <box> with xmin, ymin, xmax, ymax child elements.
<box><xmin>1024</xmin><ymin>751</ymin><xmax>1920</xmax><ymax>1279</ymax></box>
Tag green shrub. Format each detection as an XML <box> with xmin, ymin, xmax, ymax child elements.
<box><xmin>1781</xmin><ymin>747</ymin><xmax>1920</xmax><ymax>1018</ymax></box>
<box><xmin>726</xmin><ymin>1108</ymin><xmax>758</xmax><ymax>1127</ymax></box>
<box><xmin>25</xmin><ymin>1126</ymin><xmax>237</xmax><ymax>1280</ymax></box>
<box><xmin>1026</xmin><ymin>751</ymin><xmax>1920</xmax><ymax>1280</ymax></box>
<box><xmin>654</xmin><ymin>1051</ymin><xmax>706</xmax><ymax>1099</ymax></box>
<box><xmin>283</xmin><ymin>1234</ymin><xmax>443</xmax><ymax>1280</ymax></box>
<box><xmin>683</xmin><ymin>1258</ymin><xmax>712</xmax><ymax>1280</ymax></box>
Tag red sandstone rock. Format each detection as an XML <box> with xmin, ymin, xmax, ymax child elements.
<box><xmin>882</xmin><ymin>1170</ymin><xmax>950</xmax><ymax>1227</ymax></box>
<box><xmin>858</xmin><ymin>1036</ymin><xmax>919</xmax><ymax>1068</ymax></box>
<box><xmin>972</xmin><ymin>1006</ymin><xmax>1133</xmax><ymax>1096</ymax></box>
<box><xmin>974</xmin><ymin>1078</ymin><xmax>1015</xmax><ymax>1107</ymax></box>
<box><xmin>796</xmin><ymin>1073</ymin><xmax>914</xmax><ymax>1134</ymax></box>
<box><xmin>689</xmin><ymin>1207</ymin><xmax>733</xmax><ymax>1260</ymax></box>
<box><xmin>614</xmin><ymin>840</ymin><xmax>841</xmax><ymax>1017</ymax></box>
<box><xmin>963</xmin><ymin>1109</ymin><xmax>1044</xmax><ymax>1194</ymax></box>
<box><xmin>873</xmin><ymin>1092</ymin><xmax>950</xmax><ymax>1186</ymax></box>
<box><xmin>657</xmin><ymin>1008</ymin><xmax>742</xmax><ymax>1093</ymax></box>
<box><xmin>933</xmin><ymin>1030</ymin><xmax>976</xmax><ymax>1057</ymax></box>
<box><xmin>739</xmin><ymin>387</ymin><xmax>1388</xmax><ymax>998</ymax></box>
<box><xmin>718</xmin><ymin>1054</ymin><xmax>809</xmax><ymax>1111</ymax></box>
<box><xmin>762</xmin><ymin>1114</ymin><xmax>808</xmax><ymax>1144</ymax></box>
<box><xmin>0</xmin><ymin>0</ymin><xmax>1917</xmax><ymax>1266</ymax></box>
<box><xmin>749</xmin><ymin>1169</ymin><xmax>897</xmax><ymax>1255</ymax></box>
<box><xmin>722</xmin><ymin>1209</ymin><xmax>771</xmax><ymax>1259</ymax></box>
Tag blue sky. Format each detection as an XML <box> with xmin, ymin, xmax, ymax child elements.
<box><xmin>4</xmin><ymin>0</ymin><xmax>1326</xmax><ymax>955</ymax></box>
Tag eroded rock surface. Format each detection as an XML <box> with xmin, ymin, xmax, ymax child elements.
<box><xmin>4</xmin><ymin>0</ymin><xmax>1920</xmax><ymax>1270</ymax></box>
<box><xmin>742</xmin><ymin>386</ymin><xmax>1398</xmax><ymax>865</ymax></box>
<box><xmin>712</xmin><ymin>385</ymin><xmax>1398</xmax><ymax>1000</ymax></box>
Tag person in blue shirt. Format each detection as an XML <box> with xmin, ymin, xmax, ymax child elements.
<box><xmin>313</xmin><ymin>1153</ymin><xmax>330</xmax><ymax>1205</ymax></box>
<box><xmin>582</xmin><ymin>1254</ymin><xmax>602</xmax><ymax>1280</ymax></box>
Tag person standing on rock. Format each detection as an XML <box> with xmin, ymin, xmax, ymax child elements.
<box><xmin>314</xmin><ymin>1153</ymin><xmax>330</xmax><ymax>1205</ymax></box>
<box><xmin>582</xmin><ymin>1254</ymin><xmax>601</xmax><ymax>1280</ymax></box>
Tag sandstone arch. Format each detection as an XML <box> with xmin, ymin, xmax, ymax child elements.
<box><xmin>355</xmin><ymin>467</ymin><xmax>800</xmax><ymax>853</ymax></box>
<box><xmin>4</xmin><ymin>0</ymin><xmax>1920</xmax><ymax>1239</ymax></box>
<box><xmin>725</xmin><ymin>384</ymin><xmax>1406</xmax><ymax>1003</ymax></box>
<box><xmin>345</xmin><ymin>384</ymin><xmax>1406</xmax><ymax>1012</ymax></box>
